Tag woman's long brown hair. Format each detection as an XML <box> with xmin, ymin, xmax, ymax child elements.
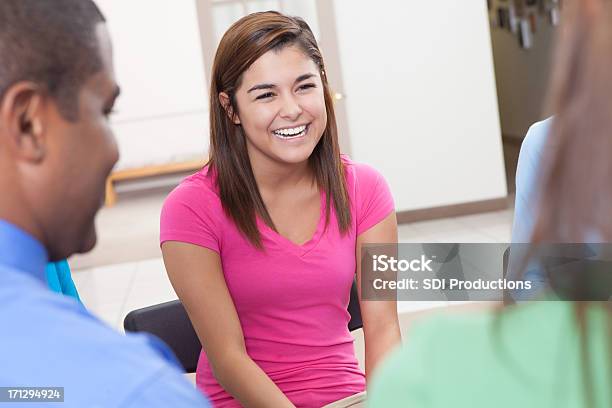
<box><xmin>518</xmin><ymin>1</ymin><xmax>611</xmax><ymax>406</ymax></box>
<box><xmin>207</xmin><ymin>11</ymin><xmax>350</xmax><ymax>249</ymax></box>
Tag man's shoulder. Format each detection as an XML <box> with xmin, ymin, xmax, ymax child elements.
<box><xmin>0</xmin><ymin>286</ymin><xmax>206</xmax><ymax>406</ymax></box>
<box><xmin>522</xmin><ymin>117</ymin><xmax>554</xmax><ymax>159</ymax></box>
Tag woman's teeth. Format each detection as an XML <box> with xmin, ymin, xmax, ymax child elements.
<box><xmin>273</xmin><ymin>125</ymin><xmax>307</xmax><ymax>139</ymax></box>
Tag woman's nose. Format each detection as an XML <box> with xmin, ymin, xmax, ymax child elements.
<box><xmin>279</xmin><ymin>94</ymin><xmax>303</xmax><ymax>120</ymax></box>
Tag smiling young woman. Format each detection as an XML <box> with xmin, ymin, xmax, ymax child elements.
<box><xmin>160</xmin><ymin>11</ymin><xmax>401</xmax><ymax>408</ymax></box>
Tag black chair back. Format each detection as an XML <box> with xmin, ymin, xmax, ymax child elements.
<box><xmin>347</xmin><ymin>280</ymin><xmax>362</xmax><ymax>332</ymax></box>
<box><xmin>124</xmin><ymin>299</ymin><xmax>201</xmax><ymax>373</ymax></box>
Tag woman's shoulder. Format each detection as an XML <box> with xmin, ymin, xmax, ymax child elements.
<box><xmin>340</xmin><ymin>154</ymin><xmax>388</xmax><ymax>190</ymax></box>
<box><xmin>164</xmin><ymin>165</ymin><xmax>219</xmax><ymax>206</ymax></box>
<box><xmin>161</xmin><ymin>164</ymin><xmax>223</xmax><ymax>222</ymax></box>
<box><xmin>376</xmin><ymin>302</ymin><xmax>596</xmax><ymax>379</ymax></box>
<box><xmin>340</xmin><ymin>155</ymin><xmax>394</xmax><ymax>233</ymax></box>
<box><xmin>395</xmin><ymin>302</ymin><xmax>573</xmax><ymax>350</ymax></box>
<box><xmin>160</xmin><ymin>165</ymin><xmax>225</xmax><ymax>250</ymax></box>
<box><xmin>370</xmin><ymin>308</ymin><xmax>511</xmax><ymax>407</ymax></box>
<box><xmin>370</xmin><ymin>302</ymin><xmax>608</xmax><ymax>407</ymax></box>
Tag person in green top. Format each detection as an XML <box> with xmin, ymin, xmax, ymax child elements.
<box><xmin>369</xmin><ymin>302</ymin><xmax>609</xmax><ymax>407</ymax></box>
<box><xmin>46</xmin><ymin>260</ymin><xmax>81</xmax><ymax>302</ymax></box>
<box><xmin>369</xmin><ymin>1</ymin><xmax>611</xmax><ymax>407</ymax></box>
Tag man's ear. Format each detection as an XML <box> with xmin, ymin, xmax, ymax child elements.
<box><xmin>219</xmin><ymin>92</ymin><xmax>241</xmax><ymax>125</ymax></box>
<box><xmin>0</xmin><ymin>82</ymin><xmax>47</xmax><ymax>163</ymax></box>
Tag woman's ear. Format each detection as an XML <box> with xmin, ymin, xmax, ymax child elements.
<box><xmin>219</xmin><ymin>92</ymin><xmax>241</xmax><ymax>125</ymax></box>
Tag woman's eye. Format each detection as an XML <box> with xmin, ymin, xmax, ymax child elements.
<box><xmin>298</xmin><ymin>83</ymin><xmax>316</xmax><ymax>91</ymax></box>
<box><xmin>256</xmin><ymin>92</ymin><xmax>275</xmax><ymax>100</ymax></box>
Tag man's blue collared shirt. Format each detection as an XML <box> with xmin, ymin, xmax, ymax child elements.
<box><xmin>0</xmin><ymin>220</ymin><xmax>209</xmax><ymax>407</ymax></box>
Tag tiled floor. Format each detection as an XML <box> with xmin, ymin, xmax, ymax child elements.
<box><xmin>73</xmin><ymin>206</ymin><xmax>514</xmax><ymax>331</ymax></box>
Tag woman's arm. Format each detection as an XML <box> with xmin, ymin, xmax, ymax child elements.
<box><xmin>162</xmin><ymin>241</ymin><xmax>295</xmax><ymax>408</ymax></box>
<box><xmin>356</xmin><ymin>212</ymin><xmax>402</xmax><ymax>380</ymax></box>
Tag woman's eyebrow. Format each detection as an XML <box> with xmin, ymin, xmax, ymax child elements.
<box><xmin>247</xmin><ymin>83</ymin><xmax>276</xmax><ymax>93</ymax></box>
<box><xmin>247</xmin><ymin>73</ymin><xmax>317</xmax><ymax>93</ymax></box>
<box><xmin>295</xmin><ymin>73</ymin><xmax>315</xmax><ymax>83</ymax></box>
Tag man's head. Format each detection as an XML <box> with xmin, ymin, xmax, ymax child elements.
<box><xmin>0</xmin><ymin>0</ymin><xmax>120</xmax><ymax>261</ymax></box>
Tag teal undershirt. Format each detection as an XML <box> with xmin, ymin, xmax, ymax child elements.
<box><xmin>45</xmin><ymin>259</ymin><xmax>81</xmax><ymax>303</ymax></box>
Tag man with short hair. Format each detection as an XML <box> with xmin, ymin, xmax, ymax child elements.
<box><xmin>0</xmin><ymin>1</ymin><xmax>208</xmax><ymax>406</ymax></box>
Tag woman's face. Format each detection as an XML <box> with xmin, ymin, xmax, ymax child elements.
<box><xmin>227</xmin><ymin>45</ymin><xmax>327</xmax><ymax>169</ymax></box>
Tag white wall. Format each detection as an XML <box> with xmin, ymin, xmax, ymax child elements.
<box><xmin>96</xmin><ymin>0</ymin><xmax>209</xmax><ymax>171</ymax></box>
<box><xmin>333</xmin><ymin>0</ymin><xmax>507</xmax><ymax>212</ymax></box>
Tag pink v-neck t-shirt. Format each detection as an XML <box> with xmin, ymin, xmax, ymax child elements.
<box><xmin>160</xmin><ymin>156</ymin><xmax>394</xmax><ymax>407</ymax></box>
